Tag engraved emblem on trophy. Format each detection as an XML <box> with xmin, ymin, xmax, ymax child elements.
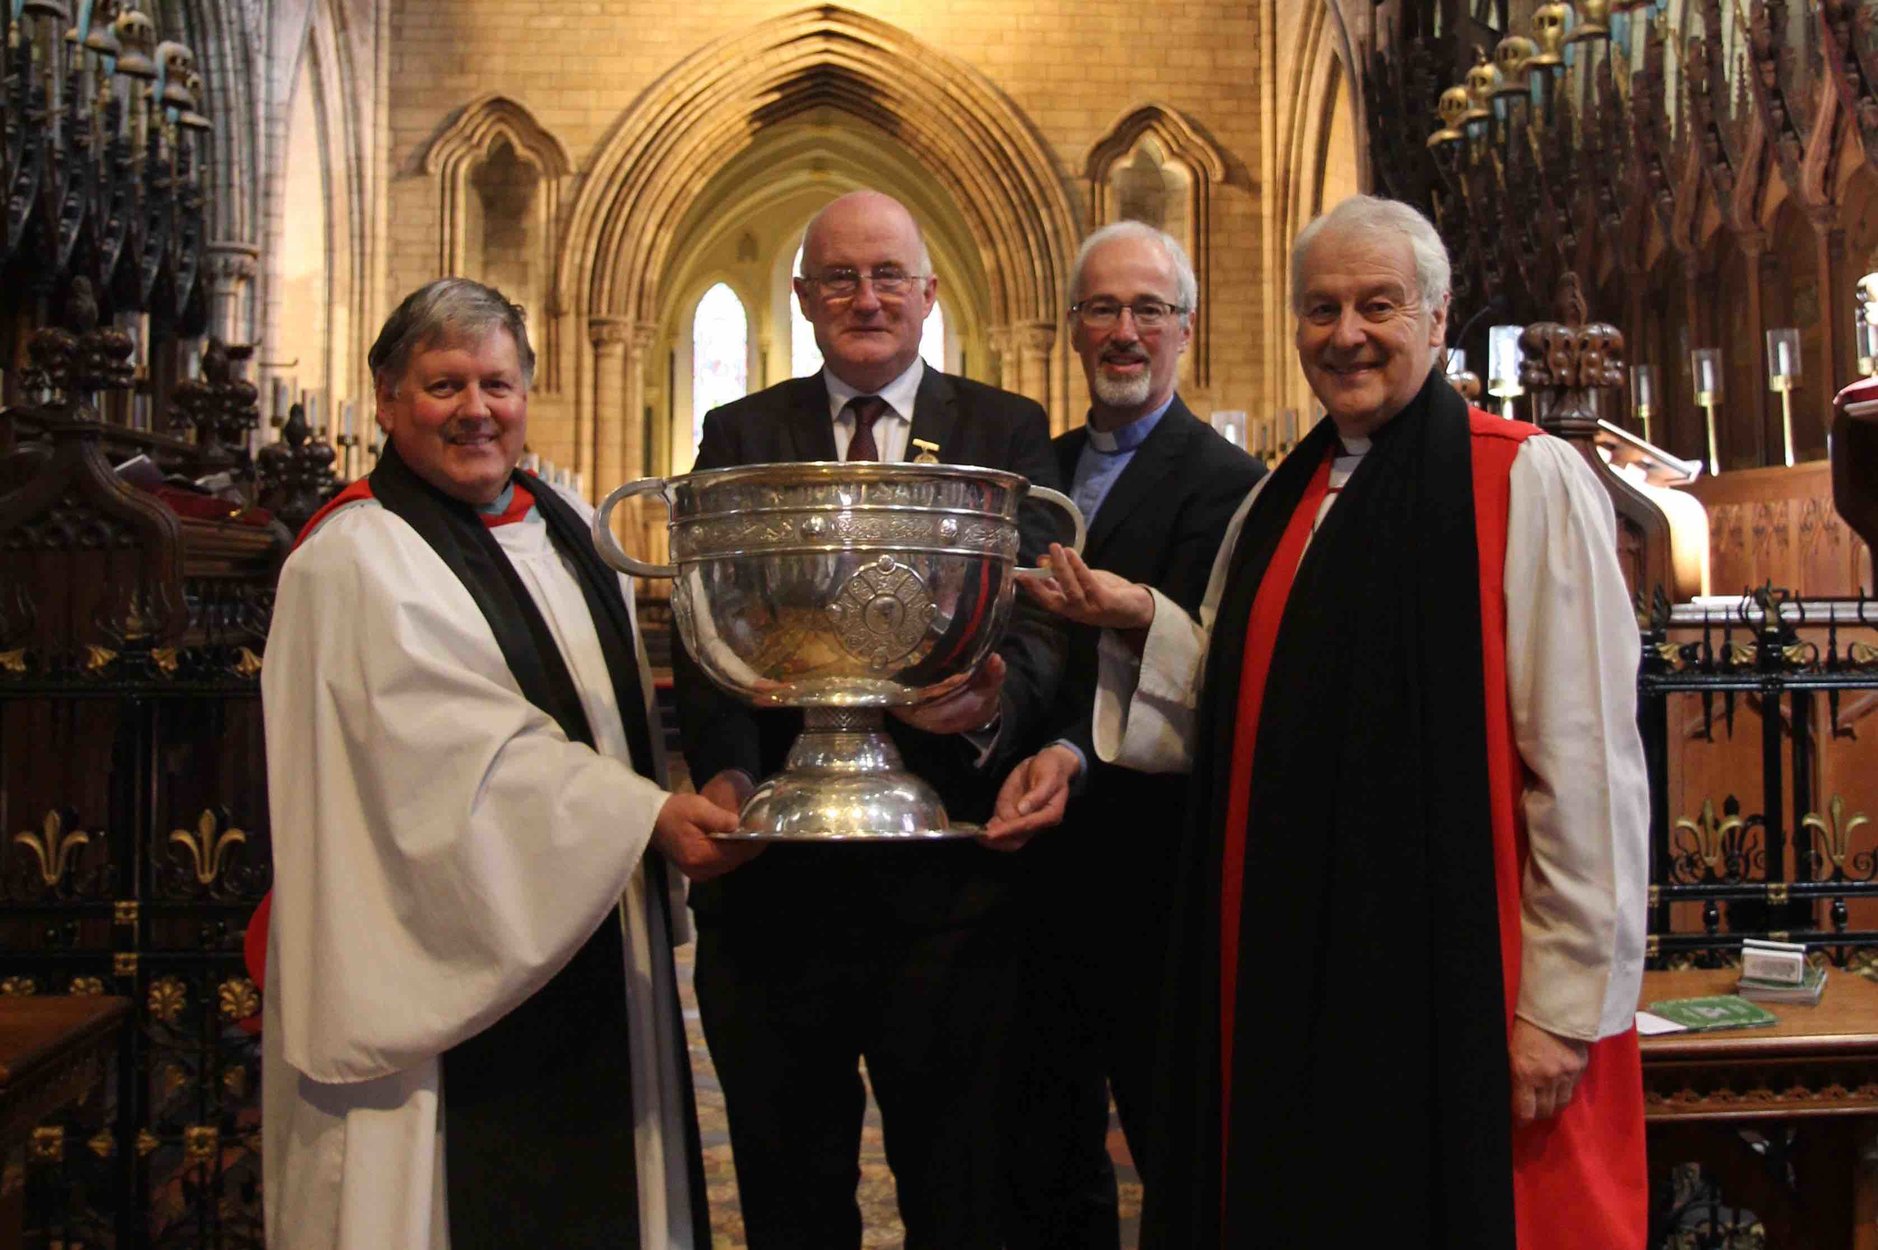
<box><xmin>593</xmin><ymin>462</ymin><xmax>1085</xmax><ymax>840</ymax></box>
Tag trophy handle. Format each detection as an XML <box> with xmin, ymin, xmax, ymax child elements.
<box><xmin>1013</xmin><ymin>485</ymin><xmax>1087</xmax><ymax>581</ymax></box>
<box><xmin>592</xmin><ymin>477</ymin><xmax>677</xmax><ymax>578</ymax></box>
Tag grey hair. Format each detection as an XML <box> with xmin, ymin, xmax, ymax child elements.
<box><xmin>1289</xmin><ymin>194</ymin><xmax>1451</xmax><ymax>315</ymax></box>
<box><xmin>368</xmin><ymin>277</ymin><xmax>536</xmax><ymax>393</ymax></box>
<box><xmin>1069</xmin><ymin>220</ymin><xmax>1198</xmax><ymax>312</ymax></box>
<box><xmin>797</xmin><ymin>193</ymin><xmax>934</xmax><ymax>276</ymax></box>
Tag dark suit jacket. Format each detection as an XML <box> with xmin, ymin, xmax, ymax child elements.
<box><xmin>1026</xmin><ymin>397</ymin><xmax>1265</xmax><ymax>928</ymax></box>
<box><xmin>677</xmin><ymin>367</ymin><xmax>1070</xmax><ymax>929</ymax></box>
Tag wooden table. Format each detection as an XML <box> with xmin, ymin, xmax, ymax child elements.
<box><xmin>0</xmin><ymin>997</ymin><xmax>129</xmax><ymax>1250</ymax></box>
<box><xmin>1641</xmin><ymin>969</ymin><xmax>1878</xmax><ymax>1249</ymax></box>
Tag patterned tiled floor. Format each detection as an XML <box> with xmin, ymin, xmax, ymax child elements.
<box><xmin>675</xmin><ymin>941</ymin><xmax>1142</xmax><ymax>1249</ymax></box>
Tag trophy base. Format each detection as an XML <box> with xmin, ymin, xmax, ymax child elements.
<box><xmin>713</xmin><ymin>708</ymin><xmax>980</xmax><ymax>841</ymax></box>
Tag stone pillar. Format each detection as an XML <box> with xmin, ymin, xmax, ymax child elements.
<box><xmin>985</xmin><ymin>325</ymin><xmax>1015</xmax><ymax>394</ymax></box>
<box><xmin>622</xmin><ymin>323</ymin><xmax>665</xmax><ymax>575</ymax></box>
<box><xmin>589</xmin><ymin>316</ymin><xmax>631</xmax><ymax>504</ymax></box>
<box><xmin>205</xmin><ymin>242</ymin><xmax>260</xmax><ymax>345</ymax></box>
<box><xmin>1015</xmin><ymin>321</ymin><xmax>1056</xmax><ymax>414</ymax></box>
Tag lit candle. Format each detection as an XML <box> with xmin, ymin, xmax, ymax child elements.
<box><xmin>1691</xmin><ymin>349</ymin><xmax>1722</xmax><ymax>401</ymax></box>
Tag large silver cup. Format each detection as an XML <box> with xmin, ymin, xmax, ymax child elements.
<box><xmin>593</xmin><ymin>462</ymin><xmax>1085</xmax><ymax>840</ymax></box>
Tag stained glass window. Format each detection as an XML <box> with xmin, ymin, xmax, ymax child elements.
<box><xmin>692</xmin><ymin>282</ymin><xmax>748</xmax><ymax>448</ymax></box>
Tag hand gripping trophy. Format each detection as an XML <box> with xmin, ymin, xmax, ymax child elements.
<box><xmin>594</xmin><ymin>462</ymin><xmax>1084</xmax><ymax>840</ymax></box>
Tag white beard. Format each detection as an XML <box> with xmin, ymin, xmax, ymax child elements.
<box><xmin>1091</xmin><ymin>366</ymin><xmax>1153</xmax><ymax>409</ymax></box>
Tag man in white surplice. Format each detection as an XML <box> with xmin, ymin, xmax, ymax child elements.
<box><xmin>260</xmin><ymin>279</ymin><xmax>753</xmax><ymax>1250</ymax></box>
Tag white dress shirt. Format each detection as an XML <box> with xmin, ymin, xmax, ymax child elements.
<box><xmin>824</xmin><ymin>357</ymin><xmax>922</xmax><ymax>462</ymax></box>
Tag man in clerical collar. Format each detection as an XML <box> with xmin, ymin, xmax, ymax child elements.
<box><xmin>260</xmin><ymin>278</ymin><xmax>748</xmax><ymax>1250</ymax></box>
<box><xmin>675</xmin><ymin>189</ymin><xmax>1068</xmax><ymax>1249</ymax></box>
<box><xmin>1024</xmin><ymin>196</ymin><xmax>1650</xmax><ymax>1250</ymax></box>
<box><xmin>984</xmin><ymin>220</ymin><xmax>1263</xmax><ymax>1248</ymax></box>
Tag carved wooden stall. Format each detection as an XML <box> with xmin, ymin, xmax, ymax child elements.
<box><xmin>1362</xmin><ymin>7</ymin><xmax>1878</xmax><ymax>1238</ymax></box>
<box><xmin>0</xmin><ymin>4</ymin><xmax>332</xmax><ymax>1246</ymax></box>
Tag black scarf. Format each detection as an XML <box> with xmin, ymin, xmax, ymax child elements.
<box><xmin>369</xmin><ymin>442</ymin><xmax>711</xmax><ymax>1249</ymax></box>
<box><xmin>1140</xmin><ymin>371</ymin><xmax>1515</xmax><ymax>1249</ymax></box>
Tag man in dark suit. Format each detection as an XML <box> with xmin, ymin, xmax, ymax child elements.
<box><xmin>676</xmin><ymin>188</ymin><xmax>1068</xmax><ymax>1250</ymax></box>
<box><xmin>985</xmin><ymin>221</ymin><xmax>1264</xmax><ymax>1248</ymax></box>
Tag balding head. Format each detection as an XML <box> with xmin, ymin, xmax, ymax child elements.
<box><xmin>793</xmin><ymin>189</ymin><xmax>939</xmax><ymax>393</ymax></box>
<box><xmin>799</xmin><ymin>191</ymin><xmax>932</xmax><ymax>277</ymax></box>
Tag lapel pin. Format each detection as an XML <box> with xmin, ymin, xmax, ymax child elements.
<box><xmin>911</xmin><ymin>438</ymin><xmax>941</xmax><ymax>464</ymax></box>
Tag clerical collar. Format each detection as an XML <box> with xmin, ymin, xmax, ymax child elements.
<box><xmin>1336</xmin><ymin>435</ymin><xmax>1372</xmax><ymax>456</ymax></box>
<box><xmin>477</xmin><ymin>482</ymin><xmax>516</xmax><ymax>516</ymax></box>
<box><xmin>1086</xmin><ymin>395</ymin><xmax>1174</xmax><ymax>455</ymax></box>
<box><xmin>474</xmin><ymin>479</ymin><xmax>536</xmax><ymax>528</ymax></box>
<box><xmin>824</xmin><ymin>356</ymin><xmax>924</xmax><ymax>424</ymax></box>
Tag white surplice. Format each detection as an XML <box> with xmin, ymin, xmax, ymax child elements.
<box><xmin>260</xmin><ymin>492</ymin><xmax>697</xmax><ymax>1250</ymax></box>
<box><xmin>1092</xmin><ymin>431</ymin><xmax>1649</xmax><ymax>1041</ymax></box>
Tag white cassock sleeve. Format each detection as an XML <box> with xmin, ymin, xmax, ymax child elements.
<box><xmin>1503</xmin><ymin>437</ymin><xmax>1649</xmax><ymax>1042</ymax></box>
<box><xmin>1092</xmin><ymin>476</ymin><xmax>1270</xmax><ymax>771</ymax></box>
<box><xmin>1090</xmin><ymin>436</ymin><xmax>1648</xmax><ymax>1042</ymax></box>
<box><xmin>261</xmin><ymin>503</ymin><xmax>669</xmax><ymax>1085</ymax></box>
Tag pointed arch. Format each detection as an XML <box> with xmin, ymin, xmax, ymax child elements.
<box><xmin>560</xmin><ymin>6</ymin><xmax>1080</xmax><ymax>409</ymax></box>
<box><xmin>1084</xmin><ymin>102</ymin><xmax>1242</xmax><ymax>390</ymax></box>
<box><xmin>419</xmin><ymin>94</ymin><xmax>571</xmax><ymax>389</ymax></box>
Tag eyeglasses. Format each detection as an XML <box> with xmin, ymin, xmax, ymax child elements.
<box><xmin>805</xmin><ymin>268</ymin><xmax>927</xmax><ymax>300</ymax></box>
<box><xmin>1070</xmin><ymin>298</ymin><xmax>1187</xmax><ymax>330</ymax></box>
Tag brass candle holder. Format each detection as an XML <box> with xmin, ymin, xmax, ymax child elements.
<box><xmin>1691</xmin><ymin>347</ymin><xmax>1723</xmax><ymax>475</ymax></box>
<box><xmin>1629</xmin><ymin>363</ymin><xmax>1658</xmax><ymax>445</ymax></box>
<box><xmin>1765</xmin><ymin>328</ymin><xmax>1800</xmax><ymax>468</ymax></box>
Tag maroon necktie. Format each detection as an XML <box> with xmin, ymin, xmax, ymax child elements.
<box><xmin>845</xmin><ymin>395</ymin><xmax>888</xmax><ymax>462</ymax></box>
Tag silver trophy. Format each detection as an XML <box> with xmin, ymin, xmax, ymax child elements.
<box><xmin>593</xmin><ymin>462</ymin><xmax>1085</xmax><ymax>840</ymax></box>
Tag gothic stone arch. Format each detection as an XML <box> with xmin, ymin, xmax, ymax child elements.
<box><xmin>1085</xmin><ymin>103</ymin><xmax>1238</xmax><ymax>390</ymax></box>
<box><xmin>559</xmin><ymin>5</ymin><xmax>1084</xmax><ymax>494</ymax></box>
<box><xmin>421</xmin><ymin>94</ymin><xmax>572</xmax><ymax>390</ymax></box>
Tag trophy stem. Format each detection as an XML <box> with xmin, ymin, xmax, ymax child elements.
<box><xmin>723</xmin><ymin>706</ymin><xmax>975</xmax><ymax>841</ymax></box>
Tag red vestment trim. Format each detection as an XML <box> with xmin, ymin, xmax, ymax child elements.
<box><xmin>1218</xmin><ymin>452</ymin><xmax>1334</xmax><ymax>1159</ymax></box>
<box><xmin>1215</xmin><ymin>415</ymin><xmax>1647</xmax><ymax>1247</ymax></box>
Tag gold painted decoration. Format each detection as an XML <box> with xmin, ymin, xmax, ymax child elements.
<box><xmin>1803</xmin><ymin>796</ymin><xmax>1871</xmax><ymax>875</ymax></box>
<box><xmin>1462</xmin><ymin>48</ymin><xmax>1499</xmax><ymax>123</ymax></box>
<box><xmin>168</xmin><ymin>809</ymin><xmax>248</xmax><ymax>888</ymax></box>
<box><xmin>87</xmin><ymin>1131</ymin><xmax>115</xmax><ymax>1159</ymax></box>
<box><xmin>113</xmin><ymin>952</ymin><xmax>138</xmax><ymax>978</ymax></box>
<box><xmin>68</xmin><ymin>976</ymin><xmax>104</xmax><ymax>996</ymax></box>
<box><xmin>1529</xmin><ymin>2</ymin><xmax>1571</xmax><ymax>67</ymax></box>
<box><xmin>147</xmin><ymin>976</ymin><xmax>187</xmax><ymax>1025</ymax></box>
<box><xmin>1493</xmin><ymin>35</ymin><xmax>1538</xmax><ymax>97</ymax></box>
<box><xmin>29</xmin><ymin>1127</ymin><xmax>64</xmax><ymax>1163</ymax></box>
<box><xmin>1675</xmin><ymin>798</ymin><xmax>1743</xmax><ymax>875</ymax></box>
<box><xmin>0</xmin><ymin>648</ymin><xmax>26</xmax><ymax>674</ymax></box>
<box><xmin>114</xmin><ymin>899</ymin><xmax>139</xmax><ymax>925</ymax></box>
<box><xmin>13</xmin><ymin>809</ymin><xmax>93</xmax><ymax>889</ymax></box>
<box><xmin>217</xmin><ymin>977</ymin><xmax>259</xmax><ymax>1021</ymax></box>
<box><xmin>0</xmin><ymin>976</ymin><xmax>38</xmax><ymax>996</ymax></box>
<box><xmin>83</xmin><ymin>644</ymin><xmax>117</xmax><ymax>672</ymax></box>
<box><xmin>1568</xmin><ymin>0</ymin><xmax>1613</xmax><ymax>43</ymax></box>
<box><xmin>223</xmin><ymin>1066</ymin><xmax>248</xmax><ymax>1097</ymax></box>
<box><xmin>134</xmin><ymin>1130</ymin><xmax>159</xmax><ymax>1157</ymax></box>
<box><xmin>150</xmin><ymin>646</ymin><xmax>179</xmax><ymax>676</ymax></box>
<box><xmin>183</xmin><ymin>1125</ymin><xmax>219</xmax><ymax>1165</ymax></box>
<box><xmin>1427</xmin><ymin>85</ymin><xmax>1472</xmax><ymax>148</ymax></box>
<box><xmin>233</xmin><ymin>646</ymin><xmax>263</xmax><ymax>678</ymax></box>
